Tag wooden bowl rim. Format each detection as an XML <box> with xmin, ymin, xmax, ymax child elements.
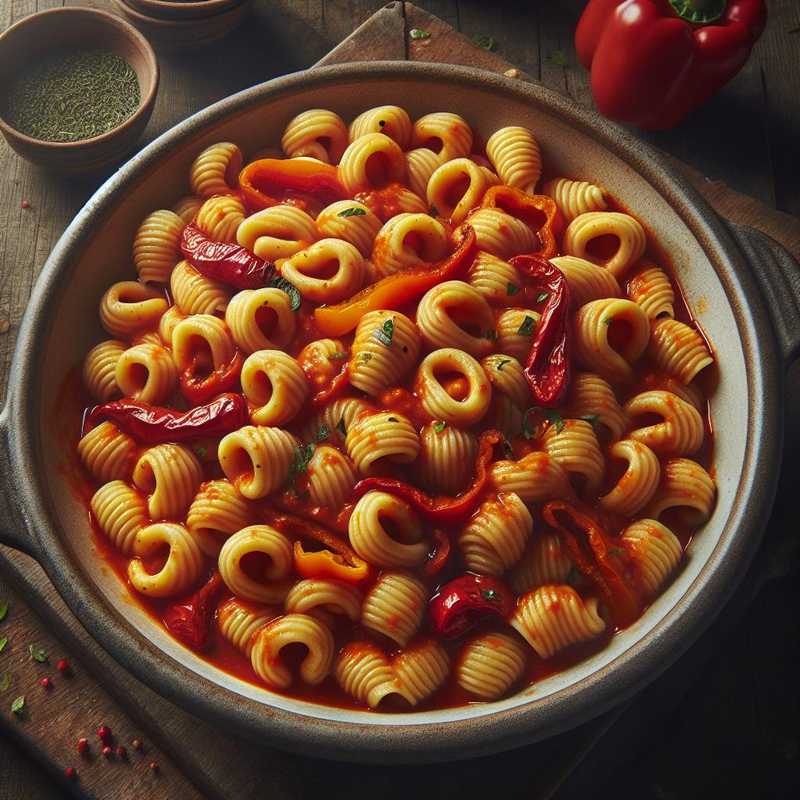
<box><xmin>115</xmin><ymin>0</ymin><xmax>249</xmax><ymax>28</ymax></box>
<box><xmin>0</xmin><ymin>6</ymin><xmax>159</xmax><ymax>151</ymax></box>
<box><xmin>124</xmin><ymin>0</ymin><xmax>242</xmax><ymax>16</ymax></box>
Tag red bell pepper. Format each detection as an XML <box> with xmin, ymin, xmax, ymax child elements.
<box><xmin>162</xmin><ymin>571</ymin><xmax>224</xmax><ymax>651</ymax></box>
<box><xmin>428</xmin><ymin>574</ymin><xmax>515</xmax><ymax>638</ymax></box>
<box><xmin>238</xmin><ymin>158</ymin><xmax>347</xmax><ymax>212</ymax></box>
<box><xmin>576</xmin><ymin>0</ymin><xmax>767</xmax><ymax>129</ymax></box>
<box><xmin>180</xmin><ymin>350</ymin><xmax>243</xmax><ymax>406</ymax></box>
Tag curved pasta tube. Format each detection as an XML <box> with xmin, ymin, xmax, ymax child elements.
<box><xmin>189</xmin><ymin>142</ymin><xmax>242</xmax><ymax>198</ymax></box>
<box><xmin>645</xmin><ymin>458</ymin><xmax>716</xmax><ymax>524</ymax></box>
<box><xmin>621</xmin><ymin>519</ymin><xmax>683</xmax><ymax>598</ymax></box>
<box><xmin>129</xmin><ymin>522</ymin><xmax>205</xmax><ymax>599</ymax></box>
<box><xmin>644</xmin><ymin>373</ymin><xmax>705</xmax><ymax>411</ymax></box>
<box><xmin>90</xmin><ymin>481</ymin><xmax>148</xmax><ymax>555</ymax></box>
<box><xmin>249</xmin><ymin>613</ymin><xmax>335</xmax><ymax>689</ymax></box>
<box><xmin>115</xmin><ymin>342</ymin><xmax>177</xmax><ymax>405</ymax></box>
<box><xmin>510</xmin><ymin>585</ymin><xmax>606</xmax><ymax>659</ymax></box>
<box><xmin>485</xmin><ymin>125</ymin><xmax>542</xmax><ymax>192</ymax></box>
<box><xmin>426</xmin><ymin>158</ymin><xmax>499</xmax><ymax>223</ymax></box>
<box><xmin>496</xmin><ymin>308</ymin><xmax>540</xmax><ymax>362</ymax></box>
<box><xmin>411</xmin><ymin>112</ymin><xmax>473</xmax><ymax>160</ymax></box>
<box><xmin>370</xmin><ymin>213</ymin><xmax>448</xmax><ymax>276</ymax></box>
<box><xmin>550</xmin><ymin>255</ymin><xmax>622</xmax><ymax>309</ymax></box>
<box><xmin>346</xmin><ymin>411</ymin><xmax>420</xmax><ymax>476</ymax></box>
<box><xmin>297</xmin><ymin>337</ymin><xmax>348</xmax><ymax>393</ymax></box>
<box><xmin>563</xmin><ymin>211</ymin><xmax>647</xmax><ymax>278</ymax></box>
<box><xmin>486</xmin><ymin>393</ymin><xmax>524</xmax><ymax>439</ymax></box>
<box><xmin>281</xmin><ymin>238</ymin><xmax>365</xmax><ymax>303</ymax></box>
<box><xmin>99</xmin><ymin>281</ymin><xmax>168</xmax><ymax>339</ymax></box>
<box><xmin>236</xmin><ymin>205</ymin><xmax>318</xmax><ymax>261</ymax></box>
<box><xmin>415</xmin><ymin>348</ymin><xmax>492</xmax><ymax>427</ymax></box>
<box><xmin>456</xmin><ymin>632</ymin><xmax>528</xmax><ymax>701</ymax></box>
<box><xmin>335</xmin><ymin>642</ymin><xmax>399</xmax><ymax>709</ymax></box>
<box><xmin>459</xmin><ymin>492</ymin><xmax>533</xmax><ymax>576</ymax></box>
<box><xmin>218</xmin><ymin>425</ymin><xmax>299</xmax><ymax>499</ymax></box>
<box><xmin>361</xmin><ymin>571</ymin><xmax>427</xmax><ymax>646</ymax></box>
<box><xmin>316</xmin><ymin>200</ymin><xmax>382</xmax><ymax>257</ymax></box>
<box><xmin>598</xmin><ymin>439</ymin><xmax>661</xmax><ymax>516</ymax></box>
<box><xmin>225</xmin><ymin>287</ymin><xmax>296</xmax><ymax>354</ymax></box>
<box><xmin>195</xmin><ymin>194</ymin><xmax>246</xmax><ymax>243</ymax></box>
<box><xmin>392</xmin><ymin>638</ymin><xmax>450</xmax><ymax>706</ymax></box>
<box><xmin>490</xmin><ymin>451</ymin><xmax>575</xmax><ymax>504</ymax></box>
<box><xmin>78</xmin><ymin>422</ymin><xmax>137</xmax><ymax>483</ymax></box>
<box><xmin>170</xmin><ymin>260</ymin><xmax>230</xmax><ymax>316</ymax></box>
<box><xmin>509</xmin><ymin>533</ymin><xmax>573</xmax><ymax>595</ymax></box>
<box><xmin>541</xmin><ymin>419</ymin><xmax>605</xmax><ymax>495</ymax></box>
<box><xmin>350</xmin><ymin>310</ymin><xmax>421</xmax><ymax>396</ymax></box>
<box><xmin>648</xmin><ymin>318</ymin><xmax>714</xmax><ymax>384</ymax></box>
<box><xmin>285</xmin><ymin>579</ymin><xmax>362</xmax><ymax>625</ymax></box>
<box><xmin>465</xmin><ymin>208</ymin><xmax>537</xmax><ymax>259</ymax></box>
<box><xmin>348</xmin><ymin>490</ymin><xmax>428</xmax><ymax>568</ymax></box>
<box><xmin>416</xmin><ymin>280</ymin><xmax>495</xmax><ymax>357</ymax></box>
<box><xmin>562</xmin><ymin>372</ymin><xmax>628</xmax><ymax>441</ymax></box>
<box><xmin>417</xmin><ymin>422</ymin><xmax>478</xmax><ymax>495</ymax></box>
<box><xmin>186</xmin><ymin>479</ymin><xmax>253</xmax><ymax>557</ymax></box>
<box><xmin>350</xmin><ymin>105</ymin><xmax>413</xmax><ymax>149</ymax></box>
<box><xmin>574</xmin><ymin>298</ymin><xmax>650</xmax><ymax>383</ymax></box>
<box><xmin>157</xmin><ymin>306</ymin><xmax>186</xmax><ymax>346</ymax></box>
<box><xmin>306</xmin><ymin>445</ymin><xmax>357</xmax><ymax>511</ymax></box>
<box><xmin>171</xmin><ymin>314</ymin><xmax>236</xmax><ymax>376</ymax></box>
<box><xmin>217</xmin><ymin>597</ymin><xmax>277</xmax><ymax>656</ymax></box>
<box><xmin>338</xmin><ymin>132</ymin><xmax>406</xmax><ymax>194</ymax></box>
<box><xmin>218</xmin><ymin>525</ymin><xmax>293</xmax><ymax>604</ymax></box>
<box><xmin>481</xmin><ymin>354</ymin><xmax>529</xmax><ymax>409</ymax></box>
<box><xmin>83</xmin><ymin>339</ymin><xmax>126</xmax><ymax>401</ymax></box>
<box><xmin>172</xmin><ymin>195</ymin><xmax>202</xmax><ymax>225</ymax></box>
<box><xmin>405</xmin><ymin>147</ymin><xmax>443</xmax><ymax>199</ymax></box>
<box><xmin>133</xmin><ymin>209</ymin><xmax>184</xmax><ymax>285</ymax></box>
<box><xmin>281</xmin><ymin>108</ymin><xmax>348</xmax><ymax>163</ymax></box>
<box><xmin>241</xmin><ymin>350</ymin><xmax>308</xmax><ymax>426</ymax></box>
<box><xmin>133</xmin><ymin>443</ymin><xmax>203</xmax><ymax>520</ymax></box>
<box><xmin>627</xmin><ymin>265</ymin><xmax>675</xmax><ymax>319</ymax></box>
<box><xmin>624</xmin><ymin>390</ymin><xmax>705</xmax><ymax>456</ymax></box>
<box><xmin>542</xmin><ymin>177</ymin><xmax>608</xmax><ymax>222</ymax></box>
<box><xmin>300</xmin><ymin>397</ymin><xmax>371</xmax><ymax>447</ymax></box>
<box><xmin>468</xmin><ymin>251</ymin><xmax>523</xmax><ymax>305</ymax></box>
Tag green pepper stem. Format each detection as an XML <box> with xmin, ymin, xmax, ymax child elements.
<box><xmin>668</xmin><ymin>0</ymin><xmax>726</xmax><ymax>23</ymax></box>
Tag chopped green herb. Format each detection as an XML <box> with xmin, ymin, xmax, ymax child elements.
<box><xmin>316</xmin><ymin>424</ymin><xmax>330</xmax><ymax>442</ymax></box>
<box><xmin>327</xmin><ymin>350</ymin><xmax>348</xmax><ymax>361</ymax></box>
<box><xmin>544</xmin><ymin>409</ymin><xmax>566</xmax><ymax>434</ymax></box>
<box><xmin>581</xmin><ymin>414</ymin><xmax>601</xmax><ymax>428</ymax></box>
<box><xmin>433</xmin><ymin>420</ymin><xmax>447</xmax><ymax>433</ymax></box>
<box><xmin>0</xmin><ymin>602</ymin><xmax>7</xmax><ymax>623</ymax></box>
<box><xmin>288</xmin><ymin>443</ymin><xmax>315</xmax><ymax>488</ymax></box>
<box><xmin>481</xmin><ymin>588</ymin><xmax>499</xmax><ymax>601</ymax></box>
<box><xmin>0</xmin><ymin>673</ymin><xmax>9</xmax><ymax>692</ymax></box>
<box><xmin>387</xmin><ymin>416</ymin><xmax>399</xmax><ymax>423</ymax></box>
<box><xmin>193</xmin><ymin>445</ymin><xmax>208</xmax><ymax>461</ymax></box>
<box><xmin>484</xmin><ymin>329</ymin><xmax>498</xmax><ymax>341</ymax></box>
<box><xmin>472</xmin><ymin>34</ymin><xmax>498</xmax><ymax>51</ymax></box>
<box><xmin>338</xmin><ymin>206</ymin><xmax>367</xmax><ymax>218</ymax></box>
<box><xmin>266</xmin><ymin>273</ymin><xmax>302</xmax><ymax>312</ymax></box>
<box><xmin>336</xmin><ymin>417</ymin><xmax>347</xmax><ymax>437</ymax></box>
<box><xmin>28</xmin><ymin>644</ymin><xmax>48</xmax><ymax>664</ymax></box>
<box><xmin>602</xmin><ymin>316</ymin><xmax>614</xmax><ymax>326</ymax></box>
<box><xmin>359</xmin><ymin>352</ymin><xmax>373</xmax><ymax>364</ymax></box>
<box><xmin>547</xmin><ymin>50</ymin><xmax>568</xmax><ymax>66</ymax></box>
<box><xmin>10</xmin><ymin>695</ymin><xmax>24</xmax><ymax>715</ymax></box>
<box><xmin>429</xmin><ymin>204</ymin><xmax>439</xmax><ymax>217</ymax></box>
<box><xmin>536</xmin><ymin>291</ymin><xmax>549</xmax><ymax>304</ymax></box>
<box><xmin>496</xmin><ymin>358</ymin><xmax>512</xmax><ymax>371</ymax></box>
<box><xmin>609</xmin><ymin>546</ymin><xmax>627</xmax><ymax>558</ymax></box>
<box><xmin>410</xmin><ymin>28</ymin><xmax>431</xmax><ymax>39</ymax></box>
<box><xmin>506</xmin><ymin>282</ymin><xmax>520</xmax><ymax>296</ymax></box>
<box><xmin>0</xmin><ymin>637</ymin><xmax>7</xmax><ymax>653</ymax></box>
<box><xmin>517</xmin><ymin>315</ymin><xmax>536</xmax><ymax>336</ymax></box>
<box><xmin>374</xmin><ymin>318</ymin><xmax>394</xmax><ymax>347</ymax></box>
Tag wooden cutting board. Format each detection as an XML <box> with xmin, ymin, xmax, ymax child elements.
<box><xmin>1</xmin><ymin>4</ymin><xmax>798</xmax><ymax>799</ymax></box>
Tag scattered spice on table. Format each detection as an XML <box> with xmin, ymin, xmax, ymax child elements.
<box><xmin>5</xmin><ymin>49</ymin><xmax>140</xmax><ymax>143</ymax></box>
<box><xmin>56</xmin><ymin>657</ymin><xmax>71</xmax><ymax>675</ymax></box>
<box><xmin>39</xmin><ymin>676</ymin><xmax>52</xmax><ymax>690</ymax></box>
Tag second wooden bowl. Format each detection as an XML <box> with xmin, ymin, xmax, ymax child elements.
<box><xmin>124</xmin><ymin>0</ymin><xmax>243</xmax><ymax>21</ymax></box>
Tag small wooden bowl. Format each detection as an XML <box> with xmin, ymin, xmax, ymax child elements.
<box><xmin>0</xmin><ymin>7</ymin><xmax>159</xmax><ymax>172</ymax></box>
<box><xmin>124</xmin><ymin>0</ymin><xmax>243</xmax><ymax>21</ymax></box>
<box><xmin>113</xmin><ymin>0</ymin><xmax>252</xmax><ymax>50</ymax></box>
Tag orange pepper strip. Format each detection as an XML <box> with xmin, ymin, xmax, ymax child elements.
<box><xmin>480</xmin><ymin>186</ymin><xmax>563</xmax><ymax>260</ymax></box>
<box><xmin>238</xmin><ymin>158</ymin><xmax>347</xmax><ymax>212</ymax></box>
<box><xmin>542</xmin><ymin>501</ymin><xmax>642</xmax><ymax>628</ymax></box>
<box><xmin>314</xmin><ymin>226</ymin><xmax>478</xmax><ymax>337</ymax></box>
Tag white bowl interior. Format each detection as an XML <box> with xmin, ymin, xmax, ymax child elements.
<box><xmin>38</xmin><ymin>75</ymin><xmax>746</xmax><ymax>725</ymax></box>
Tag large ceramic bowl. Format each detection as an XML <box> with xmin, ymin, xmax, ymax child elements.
<box><xmin>1</xmin><ymin>63</ymin><xmax>798</xmax><ymax>763</ymax></box>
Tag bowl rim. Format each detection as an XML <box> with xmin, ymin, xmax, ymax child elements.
<box><xmin>114</xmin><ymin>0</ymin><xmax>249</xmax><ymax>27</ymax></box>
<box><xmin>0</xmin><ymin>6</ymin><xmax>159</xmax><ymax>151</ymax></box>
<box><xmin>124</xmin><ymin>0</ymin><xmax>243</xmax><ymax>12</ymax></box>
<box><xmin>4</xmin><ymin>61</ymin><xmax>783</xmax><ymax>762</ymax></box>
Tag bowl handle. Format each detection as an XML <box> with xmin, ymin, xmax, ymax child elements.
<box><xmin>724</xmin><ymin>221</ymin><xmax>800</xmax><ymax>367</ymax></box>
<box><xmin>0</xmin><ymin>404</ymin><xmax>40</xmax><ymax>558</ymax></box>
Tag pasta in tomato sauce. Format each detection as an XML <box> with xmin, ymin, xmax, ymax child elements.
<box><xmin>73</xmin><ymin>104</ymin><xmax>717</xmax><ymax>711</ymax></box>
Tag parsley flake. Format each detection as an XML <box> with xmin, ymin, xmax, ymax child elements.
<box><xmin>0</xmin><ymin>672</ymin><xmax>9</xmax><ymax>692</ymax></box>
<box><xmin>327</xmin><ymin>350</ymin><xmax>348</xmax><ymax>361</ymax></box>
<box><xmin>338</xmin><ymin>206</ymin><xmax>367</xmax><ymax>218</ymax></box>
<box><xmin>0</xmin><ymin>637</ymin><xmax>7</xmax><ymax>653</ymax></box>
<box><xmin>536</xmin><ymin>291</ymin><xmax>549</xmax><ymax>303</ymax></box>
<box><xmin>581</xmin><ymin>414</ymin><xmax>601</xmax><ymax>428</ymax></box>
<box><xmin>288</xmin><ymin>443</ymin><xmax>316</xmax><ymax>489</ymax></box>
<box><xmin>11</xmin><ymin>695</ymin><xmax>24</xmax><ymax>715</ymax></box>
<box><xmin>374</xmin><ymin>318</ymin><xmax>394</xmax><ymax>347</ymax></box>
<box><xmin>359</xmin><ymin>352</ymin><xmax>373</xmax><ymax>364</ymax></box>
<box><xmin>410</xmin><ymin>28</ymin><xmax>431</xmax><ymax>39</ymax></box>
<box><xmin>336</xmin><ymin>417</ymin><xmax>347</xmax><ymax>437</ymax></box>
<box><xmin>609</xmin><ymin>546</ymin><xmax>627</xmax><ymax>558</ymax></box>
<box><xmin>472</xmin><ymin>34</ymin><xmax>498</xmax><ymax>51</ymax></box>
<box><xmin>387</xmin><ymin>416</ymin><xmax>399</xmax><ymax>423</ymax></box>
<box><xmin>517</xmin><ymin>315</ymin><xmax>536</xmax><ymax>336</ymax></box>
<box><xmin>0</xmin><ymin>602</ymin><xmax>7</xmax><ymax>623</ymax></box>
<box><xmin>481</xmin><ymin>588</ymin><xmax>499</xmax><ymax>601</ymax></box>
<box><xmin>28</xmin><ymin>644</ymin><xmax>48</xmax><ymax>664</ymax></box>
<box><xmin>506</xmin><ymin>282</ymin><xmax>520</xmax><ymax>296</ymax></box>
<box><xmin>602</xmin><ymin>316</ymin><xmax>614</xmax><ymax>326</ymax></box>
<box><xmin>193</xmin><ymin>445</ymin><xmax>208</xmax><ymax>461</ymax></box>
<box><xmin>316</xmin><ymin>424</ymin><xmax>330</xmax><ymax>442</ymax></box>
<box><xmin>496</xmin><ymin>358</ymin><xmax>511</xmax><ymax>371</ymax></box>
<box><xmin>547</xmin><ymin>50</ymin><xmax>568</xmax><ymax>66</ymax></box>
<box><xmin>544</xmin><ymin>409</ymin><xmax>566</xmax><ymax>434</ymax></box>
<box><xmin>433</xmin><ymin>420</ymin><xmax>447</xmax><ymax>433</ymax></box>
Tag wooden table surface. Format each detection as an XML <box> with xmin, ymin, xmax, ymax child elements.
<box><xmin>1</xmin><ymin>1</ymin><xmax>799</xmax><ymax>798</ymax></box>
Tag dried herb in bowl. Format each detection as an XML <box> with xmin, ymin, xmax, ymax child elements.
<box><xmin>4</xmin><ymin>49</ymin><xmax>140</xmax><ymax>143</ymax></box>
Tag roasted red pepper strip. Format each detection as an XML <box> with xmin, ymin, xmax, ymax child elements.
<box><xmin>429</xmin><ymin>574</ymin><xmax>515</xmax><ymax>638</ymax></box>
<box><xmin>87</xmin><ymin>393</ymin><xmax>248</xmax><ymax>444</ymax></box>
<box><xmin>238</xmin><ymin>158</ymin><xmax>347</xmax><ymax>212</ymax></box>
<box><xmin>352</xmin><ymin>429</ymin><xmax>501</xmax><ymax>523</ymax></box>
<box><xmin>510</xmin><ymin>254</ymin><xmax>572</xmax><ymax>407</ymax></box>
<box><xmin>162</xmin><ymin>571</ymin><xmax>224</xmax><ymax>651</ymax></box>
<box><xmin>180</xmin><ymin>350</ymin><xmax>244</xmax><ymax>406</ymax></box>
<box><xmin>576</xmin><ymin>0</ymin><xmax>767</xmax><ymax>130</ymax></box>
<box><xmin>311</xmin><ymin>362</ymin><xmax>350</xmax><ymax>409</ymax></box>
<box><xmin>542</xmin><ymin>501</ymin><xmax>641</xmax><ymax>627</ymax></box>
<box><xmin>480</xmin><ymin>186</ymin><xmax>562</xmax><ymax>259</ymax></box>
<box><xmin>292</xmin><ymin>541</ymin><xmax>370</xmax><ymax>584</ymax></box>
<box><xmin>180</xmin><ymin>224</ymin><xmax>301</xmax><ymax>307</ymax></box>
